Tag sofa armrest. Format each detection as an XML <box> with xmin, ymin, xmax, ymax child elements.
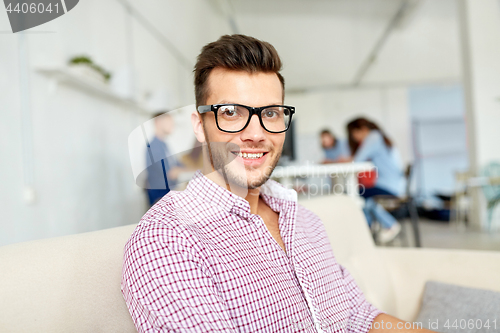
<box><xmin>0</xmin><ymin>224</ymin><xmax>138</xmax><ymax>333</ymax></box>
<box><xmin>378</xmin><ymin>247</ymin><xmax>500</xmax><ymax>321</ymax></box>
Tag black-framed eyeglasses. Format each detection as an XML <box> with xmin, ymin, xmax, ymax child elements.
<box><xmin>197</xmin><ymin>104</ymin><xmax>295</xmax><ymax>134</ymax></box>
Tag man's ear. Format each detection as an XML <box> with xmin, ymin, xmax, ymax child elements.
<box><xmin>191</xmin><ymin>111</ymin><xmax>206</xmax><ymax>143</ymax></box>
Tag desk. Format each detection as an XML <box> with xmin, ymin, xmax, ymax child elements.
<box><xmin>271</xmin><ymin>162</ymin><xmax>375</xmax><ymax>200</ymax></box>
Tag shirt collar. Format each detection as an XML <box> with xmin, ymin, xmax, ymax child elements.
<box><xmin>185</xmin><ymin>170</ymin><xmax>297</xmax><ymax>216</ymax></box>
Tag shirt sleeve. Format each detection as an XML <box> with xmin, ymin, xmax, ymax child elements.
<box><xmin>353</xmin><ymin>131</ymin><xmax>384</xmax><ymax>163</ymax></box>
<box><xmin>339</xmin><ymin>264</ymin><xmax>384</xmax><ymax>333</ymax></box>
<box><xmin>121</xmin><ymin>224</ymin><xmax>238</xmax><ymax>333</ymax></box>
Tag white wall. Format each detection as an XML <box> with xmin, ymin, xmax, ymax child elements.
<box><xmin>0</xmin><ymin>0</ymin><xmax>230</xmax><ymax>246</ymax></box>
<box><xmin>286</xmin><ymin>87</ymin><xmax>413</xmax><ymax>166</ymax></box>
<box><xmin>465</xmin><ymin>0</ymin><xmax>500</xmax><ymax>166</ymax></box>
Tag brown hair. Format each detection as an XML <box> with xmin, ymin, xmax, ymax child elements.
<box><xmin>347</xmin><ymin>117</ymin><xmax>392</xmax><ymax>155</ymax></box>
<box><xmin>194</xmin><ymin>34</ymin><xmax>285</xmax><ymax>107</ymax></box>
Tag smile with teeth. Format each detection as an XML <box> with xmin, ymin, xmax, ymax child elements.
<box><xmin>235</xmin><ymin>152</ymin><xmax>266</xmax><ymax>159</ymax></box>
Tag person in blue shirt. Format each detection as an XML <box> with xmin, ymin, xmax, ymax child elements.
<box><xmin>320</xmin><ymin>129</ymin><xmax>350</xmax><ymax>163</ymax></box>
<box><xmin>145</xmin><ymin>112</ymin><xmax>184</xmax><ymax>206</ymax></box>
<box><xmin>347</xmin><ymin>117</ymin><xmax>404</xmax><ymax>243</ymax></box>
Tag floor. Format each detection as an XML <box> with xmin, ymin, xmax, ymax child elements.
<box><xmin>382</xmin><ymin>218</ymin><xmax>500</xmax><ymax>251</ymax></box>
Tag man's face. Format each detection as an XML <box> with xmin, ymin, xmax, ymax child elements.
<box><xmin>198</xmin><ymin>68</ymin><xmax>286</xmax><ymax>189</ymax></box>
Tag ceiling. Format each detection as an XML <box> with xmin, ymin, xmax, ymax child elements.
<box><xmin>211</xmin><ymin>0</ymin><xmax>462</xmax><ymax>92</ymax></box>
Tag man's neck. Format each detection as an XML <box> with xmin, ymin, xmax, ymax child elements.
<box><xmin>245</xmin><ymin>188</ymin><xmax>261</xmax><ymax>215</ymax></box>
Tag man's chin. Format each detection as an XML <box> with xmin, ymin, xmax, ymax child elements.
<box><xmin>244</xmin><ymin>167</ymin><xmax>275</xmax><ymax>188</ymax></box>
<box><xmin>246</xmin><ymin>176</ymin><xmax>269</xmax><ymax>189</ymax></box>
<box><xmin>219</xmin><ymin>166</ymin><xmax>273</xmax><ymax>190</ymax></box>
<box><xmin>213</xmin><ymin>150</ymin><xmax>281</xmax><ymax>190</ymax></box>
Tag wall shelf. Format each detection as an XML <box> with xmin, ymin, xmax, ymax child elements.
<box><xmin>36</xmin><ymin>67</ymin><xmax>149</xmax><ymax>114</ymax></box>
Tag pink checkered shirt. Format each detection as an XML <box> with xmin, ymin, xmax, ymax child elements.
<box><xmin>122</xmin><ymin>171</ymin><xmax>382</xmax><ymax>332</ymax></box>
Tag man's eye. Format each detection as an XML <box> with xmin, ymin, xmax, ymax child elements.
<box><xmin>219</xmin><ymin>107</ymin><xmax>241</xmax><ymax>119</ymax></box>
<box><xmin>263</xmin><ymin>110</ymin><xmax>278</xmax><ymax>118</ymax></box>
<box><xmin>222</xmin><ymin>109</ymin><xmax>236</xmax><ymax>116</ymax></box>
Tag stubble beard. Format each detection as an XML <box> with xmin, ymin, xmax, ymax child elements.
<box><xmin>209</xmin><ymin>144</ymin><xmax>282</xmax><ymax>190</ymax></box>
<box><xmin>201</xmin><ymin>119</ymin><xmax>282</xmax><ymax>190</ymax></box>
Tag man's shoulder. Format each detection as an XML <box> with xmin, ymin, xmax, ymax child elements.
<box><xmin>129</xmin><ymin>188</ymin><xmax>230</xmax><ymax>243</ymax></box>
<box><xmin>129</xmin><ymin>191</ymin><xmax>197</xmax><ymax>237</ymax></box>
<box><xmin>295</xmin><ymin>202</ymin><xmax>326</xmax><ymax>230</ymax></box>
<box><xmin>144</xmin><ymin>189</ymin><xmax>208</xmax><ymax>224</ymax></box>
<box><xmin>296</xmin><ymin>202</ymin><xmax>319</xmax><ymax>217</ymax></box>
<box><xmin>124</xmin><ymin>191</ymin><xmax>209</xmax><ymax>264</ymax></box>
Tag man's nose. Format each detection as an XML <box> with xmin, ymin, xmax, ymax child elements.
<box><xmin>240</xmin><ymin>114</ymin><xmax>266</xmax><ymax>142</ymax></box>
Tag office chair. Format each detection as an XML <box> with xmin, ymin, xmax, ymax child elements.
<box><xmin>370</xmin><ymin>165</ymin><xmax>422</xmax><ymax>247</ymax></box>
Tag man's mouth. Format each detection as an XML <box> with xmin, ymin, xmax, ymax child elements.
<box><xmin>232</xmin><ymin>152</ymin><xmax>268</xmax><ymax>160</ymax></box>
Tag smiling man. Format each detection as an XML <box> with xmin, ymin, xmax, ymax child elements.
<box><xmin>122</xmin><ymin>35</ymin><xmax>434</xmax><ymax>333</ymax></box>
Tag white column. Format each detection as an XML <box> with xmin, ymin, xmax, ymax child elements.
<box><xmin>459</xmin><ymin>0</ymin><xmax>500</xmax><ymax>230</ymax></box>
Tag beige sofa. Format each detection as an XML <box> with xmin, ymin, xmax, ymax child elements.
<box><xmin>1</xmin><ymin>195</ymin><xmax>500</xmax><ymax>332</ymax></box>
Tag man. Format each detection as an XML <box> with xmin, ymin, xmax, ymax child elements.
<box><xmin>145</xmin><ymin>112</ymin><xmax>184</xmax><ymax>206</ymax></box>
<box><xmin>122</xmin><ymin>35</ymin><xmax>434</xmax><ymax>332</ymax></box>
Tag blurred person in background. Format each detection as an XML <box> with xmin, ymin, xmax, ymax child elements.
<box><xmin>145</xmin><ymin>112</ymin><xmax>185</xmax><ymax>206</ymax></box>
<box><xmin>320</xmin><ymin>129</ymin><xmax>351</xmax><ymax>163</ymax></box>
<box><xmin>347</xmin><ymin>117</ymin><xmax>404</xmax><ymax>243</ymax></box>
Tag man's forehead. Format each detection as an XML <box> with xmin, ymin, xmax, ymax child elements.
<box><xmin>216</xmin><ymin>100</ymin><xmax>284</xmax><ymax>106</ymax></box>
<box><xmin>206</xmin><ymin>69</ymin><xmax>284</xmax><ymax>105</ymax></box>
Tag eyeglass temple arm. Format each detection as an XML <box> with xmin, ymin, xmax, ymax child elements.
<box><xmin>197</xmin><ymin>105</ymin><xmax>212</xmax><ymax>114</ymax></box>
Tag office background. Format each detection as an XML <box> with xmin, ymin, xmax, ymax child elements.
<box><xmin>1</xmin><ymin>0</ymin><xmax>500</xmax><ymax>246</ymax></box>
